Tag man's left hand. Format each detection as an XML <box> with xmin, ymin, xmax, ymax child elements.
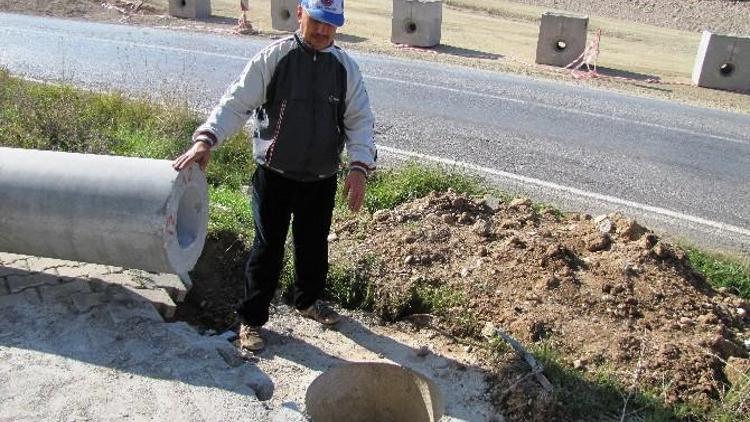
<box><xmin>343</xmin><ymin>170</ymin><xmax>367</xmax><ymax>212</ymax></box>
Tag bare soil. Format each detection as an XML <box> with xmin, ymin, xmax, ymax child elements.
<box><xmin>329</xmin><ymin>191</ymin><xmax>750</xmax><ymax>418</ymax></box>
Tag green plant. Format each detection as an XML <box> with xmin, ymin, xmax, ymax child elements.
<box><xmin>208</xmin><ymin>185</ymin><xmax>254</xmax><ymax>241</ymax></box>
<box><xmin>324</xmin><ymin>254</ymin><xmax>379</xmax><ymax>310</ymax></box>
<box><xmin>356</xmin><ymin>162</ymin><xmax>485</xmax><ymax>212</ymax></box>
<box><xmin>686</xmin><ymin>248</ymin><xmax>750</xmax><ymax>300</ymax></box>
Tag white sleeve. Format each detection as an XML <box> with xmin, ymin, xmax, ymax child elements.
<box><xmin>341</xmin><ymin>55</ymin><xmax>377</xmax><ymax>172</ymax></box>
<box><xmin>192</xmin><ymin>44</ymin><xmax>282</xmax><ymax>148</ymax></box>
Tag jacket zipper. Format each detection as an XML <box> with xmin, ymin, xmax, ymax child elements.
<box><xmin>306</xmin><ymin>51</ymin><xmax>318</xmax><ymax>170</ymax></box>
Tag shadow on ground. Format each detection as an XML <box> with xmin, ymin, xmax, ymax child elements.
<box><xmin>0</xmin><ymin>267</ymin><xmax>274</xmax><ymax>404</ymax></box>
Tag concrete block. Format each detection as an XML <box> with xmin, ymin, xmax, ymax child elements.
<box><xmin>535</xmin><ymin>12</ymin><xmax>588</xmax><ymax>67</ymax></box>
<box><xmin>271</xmin><ymin>0</ymin><xmax>299</xmax><ymax>32</ymax></box>
<box><xmin>168</xmin><ymin>0</ymin><xmax>211</xmax><ymax>19</ymax></box>
<box><xmin>38</xmin><ymin>280</ymin><xmax>91</xmax><ymax>303</ymax></box>
<box><xmin>692</xmin><ymin>31</ymin><xmax>750</xmax><ymax>92</ymax></box>
<box><xmin>7</xmin><ymin>273</ymin><xmax>59</xmax><ymax>294</ymax></box>
<box><xmin>391</xmin><ymin>0</ymin><xmax>442</xmax><ymax>48</ymax></box>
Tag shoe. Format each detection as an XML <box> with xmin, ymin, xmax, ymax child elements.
<box><xmin>298</xmin><ymin>300</ymin><xmax>340</xmax><ymax>325</ymax></box>
<box><xmin>238</xmin><ymin>324</ymin><xmax>264</xmax><ymax>351</ymax></box>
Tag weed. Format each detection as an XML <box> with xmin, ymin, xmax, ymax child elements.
<box><xmin>208</xmin><ymin>185</ymin><xmax>254</xmax><ymax>241</ymax></box>
<box><xmin>358</xmin><ymin>162</ymin><xmax>485</xmax><ymax>212</ymax></box>
<box><xmin>686</xmin><ymin>248</ymin><xmax>750</xmax><ymax>300</ymax></box>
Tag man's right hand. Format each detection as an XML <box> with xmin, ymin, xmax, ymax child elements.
<box><xmin>172</xmin><ymin>141</ymin><xmax>212</xmax><ymax>172</ymax></box>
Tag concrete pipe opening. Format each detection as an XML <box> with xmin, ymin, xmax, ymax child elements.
<box><xmin>720</xmin><ymin>63</ymin><xmax>735</xmax><ymax>77</ymax></box>
<box><xmin>281</xmin><ymin>8</ymin><xmax>291</xmax><ymax>20</ymax></box>
<box><xmin>405</xmin><ymin>21</ymin><xmax>418</xmax><ymax>34</ymax></box>
<box><xmin>305</xmin><ymin>362</ymin><xmax>444</xmax><ymax>422</ymax></box>
<box><xmin>555</xmin><ymin>40</ymin><xmax>567</xmax><ymax>51</ymax></box>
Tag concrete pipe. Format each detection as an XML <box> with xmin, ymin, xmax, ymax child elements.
<box><xmin>0</xmin><ymin>147</ymin><xmax>208</xmax><ymax>275</ymax></box>
<box><xmin>305</xmin><ymin>362</ymin><xmax>444</xmax><ymax>422</ymax></box>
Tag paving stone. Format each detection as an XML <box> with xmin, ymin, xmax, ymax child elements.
<box><xmin>216</xmin><ymin>343</ymin><xmax>245</xmax><ymax>368</ymax></box>
<box><xmin>0</xmin><ymin>288</ymin><xmax>41</xmax><ymax>307</ymax></box>
<box><xmin>97</xmin><ymin>272</ymin><xmax>147</xmax><ymax>289</ymax></box>
<box><xmin>0</xmin><ymin>252</ymin><xmax>26</xmax><ymax>265</ymax></box>
<box><xmin>55</xmin><ymin>265</ymin><xmax>86</xmax><ymax>279</ymax></box>
<box><xmin>38</xmin><ymin>280</ymin><xmax>92</xmax><ymax>303</ymax></box>
<box><xmin>6</xmin><ymin>273</ymin><xmax>60</xmax><ymax>294</ymax></box>
<box><xmin>25</xmin><ymin>257</ymin><xmax>75</xmax><ymax>273</ymax></box>
<box><xmin>77</xmin><ymin>263</ymin><xmax>117</xmax><ymax>278</ymax></box>
<box><xmin>123</xmin><ymin>286</ymin><xmax>177</xmax><ymax>319</ymax></box>
<box><xmin>106</xmin><ymin>302</ymin><xmax>163</xmax><ymax>325</ymax></box>
<box><xmin>71</xmin><ymin>291</ymin><xmax>108</xmax><ymax>313</ymax></box>
<box><xmin>126</xmin><ymin>270</ymin><xmax>189</xmax><ymax>302</ymax></box>
<box><xmin>0</xmin><ymin>262</ymin><xmax>30</xmax><ymax>278</ymax></box>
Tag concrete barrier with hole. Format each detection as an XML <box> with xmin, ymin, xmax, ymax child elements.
<box><xmin>271</xmin><ymin>0</ymin><xmax>299</xmax><ymax>32</ymax></box>
<box><xmin>692</xmin><ymin>31</ymin><xmax>750</xmax><ymax>92</ymax></box>
<box><xmin>391</xmin><ymin>0</ymin><xmax>442</xmax><ymax>48</ymax></box>
<box><xmin>305</xmin><ymin>362</ymin><xmax>444</xmax><ymax>422</ymax></box>
<box><xmin>535</xmin><ymin>12</ymin><xmax>588</xmax><ymax>67</ymax></box>
<box><xmin>0</xmin><ymin>148</ymin><xmax>208</xmax><ymax>276</ymax></box>
<box><xmin>168</xmin><ymin>0</ymin><xmax>211</xmax><ymax>19</ymax></box>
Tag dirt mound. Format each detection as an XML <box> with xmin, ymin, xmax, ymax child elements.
<box><xmin>512</xmin><ymin>0</ymin><xmax>750</xmax><ymax>35</ymax></box>
<box><xmin>331</xmin><ymin>190</ymin><xmax>750</xmax><ymax>411</ymax></box>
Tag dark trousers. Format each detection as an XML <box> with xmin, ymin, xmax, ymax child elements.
<box><xmin>237</xmin><ymin>166</ymin><xmax>337</xmax><ymax>326</ymax></box>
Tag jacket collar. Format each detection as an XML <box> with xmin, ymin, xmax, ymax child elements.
<box><xmin>294</xmin><ymin>32</ymin><xmax>335</xmax><ymax>54</ymax></box>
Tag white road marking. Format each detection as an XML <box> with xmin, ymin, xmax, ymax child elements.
<box><xmin>379</xmin><ymin>145</ymin><xmax>750</xmax><ymax>238</ymax></box>
<box><xmin>4</xmin><ymin>23</ymin><xmax>749</xmax><ymax>238</ymax></box>
<box><xmin>368</xmin><ymin>76</ymin><xmax>749</xmax><ymax>146</ymax></box>
<box><xmin>3</xmin><ymin>25</ymin><xmax>748</xmax><ymax>146</ymax></box>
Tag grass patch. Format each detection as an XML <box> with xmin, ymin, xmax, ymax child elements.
<box><xmin>208</xmin><ymin>185</ymin><xmax>254</xmax><ymax>241</ymax></box>
<box><xmin>686</xmin><ymin>248</ymin><xmax>750</xmax><ymax>300</ymax></box>
<box><xmin>357</xmin><ymin>162</ymin><xmax>486</xmax><ymax>212</ymax></box>
<box><xmin>325</xmin><ymin>254</ymin><xmax>378</xmax><ymax>310</ymax></box>
<box><xmin>0</xmin><ymin>71</ymin><xmax>257</xmax><ymax>245</ymax></box>
<box><xmin>530</xmin><ymin>342</ymin><xmax>684</xmax><ymax>421</ymax></box>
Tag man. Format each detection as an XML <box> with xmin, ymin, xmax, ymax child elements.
<box><xmin>173</xmin><ymin>0</ymin><xmax>376</xmax><ymax>352</ymax></box>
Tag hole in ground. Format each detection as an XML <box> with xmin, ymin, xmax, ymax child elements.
<box><xmin>172</xmin><ymin>232</ymin><xmax>249</xmax><ymax>332</ymax></box>
<box><xmin>405</xmin><ymin>21</ymin><xmax>417</xmax><ymax>33</ymax></box>
<box><xmin>281</xmin><ymin>8</ymin><xmax>291</xmax><ymax>20</ymax></box>
<box><xmin>720</xmin><ymin>62</ymin><xmax>735</xmax><ymax>77</ymax></box>
<box><xmin>306</xmin><ymin>362</ymin><xmax>444</xmax><ymax>422</ymax></box>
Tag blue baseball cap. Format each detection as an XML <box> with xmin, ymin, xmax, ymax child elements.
<box><xmin>300</xmin><ymin>0</ymin><xmax>345</xmax><ymax>27</ymax></box>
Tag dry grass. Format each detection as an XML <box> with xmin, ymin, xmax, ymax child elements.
<box><xmin>167</xmin><ymin>0</ymin><xmax>747</xmax><ymax>113</ymax></box>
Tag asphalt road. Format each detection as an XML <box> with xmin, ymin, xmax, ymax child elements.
<box><xmin>1</xmin><ymin>12</ymin><xmax>748</xmax><ymax>256</ymax></box>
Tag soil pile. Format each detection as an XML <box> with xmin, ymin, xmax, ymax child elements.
<box><xmin>330</xmin><ymin>190</ymin><xmax>750</xmax><ymax>412</ymax></box>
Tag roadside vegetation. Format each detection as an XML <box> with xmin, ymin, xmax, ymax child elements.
<box><xmin>2</xmin><ymin>70</ymin><xmax>749</xmax><ymax>421</ymax></box>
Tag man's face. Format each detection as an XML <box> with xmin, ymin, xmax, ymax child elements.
<box><xmin>297</xmin><ymin>6</ymin><xmax>337</xmax><ymax>51</ymax></box>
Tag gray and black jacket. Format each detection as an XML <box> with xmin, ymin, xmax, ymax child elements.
<box><xmin>193</xmin><ymin>33</ymin><xmax>376</xmax><ymax>181</ymax></box>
